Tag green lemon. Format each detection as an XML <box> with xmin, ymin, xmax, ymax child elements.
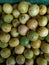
<box><xmin>6</xmin><ymin>56</ymin><xmax>16</xmax><ymax>65</ymax></box>
<box><xmin>27</xmin><ymin>31</ymin><xmax>39</xmax><ymax>41</ymax></box>
<box><xmin>0</xmin><ymin>41</ymin><xmax>8</xmax><ymax>48</ymax></box>
<box><xmin>4</xmin><ymin>14</ymin><xmax>13</xmax><ymax>23</ymax></box>
<box><xmin>20</xmin><ymin>37</ymin><xmax>29</xmax><ymax>46</ymax></box>
<box><xmin>1</xmin><ymin>48</ymin><xmax>11</xmax><ymax>58</ymax></box>
<box><xmin>36</xmin><ymin>57</ymin><xmax>47</xmax><ymax>65</ymax></box>
<box><xmin>38</xmin><ymin>16</ymin><xmax>48</xmax><ymax>26</ymax></box>
<box><xmin>24</xmin><ymin>49</ymin><xmax>33</xmax><ymax>59</ymax></box>
<box><xmin>16</xmin><ymin>55</ymin><xmax>25</xmax><ymax>65</ymax></box>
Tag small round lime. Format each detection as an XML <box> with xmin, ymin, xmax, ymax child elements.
<box><xmin>27</xmin><ymin>31</ymin><xmax>39</xmax><ymax>41</ymax></box>
<box><xmin>6</xmin><ymin>56</ymin><xmax>16</xmax><ymax>65</ymax></box>
<box><xmin>24</xmin><ymin>49</ymin><xmax>33</xmax><ymax>59</ymax></box>
<box><xmin>36</xmin><ymin>57</ymin><xmax>47</xmax><ymax>65</ymax></box>
<box><xmin>0</xmin><ymin>41</ymin><xmax>8</xmax><ymax>48</ymax></box>
<box><xmin>20</xmin><ymin>37</ymin><xmax>29</xmax><ymax>46</ymax></box>
<box><xmin>1</xmin><ymin>48</ymin><xmax>11</xmax><ymax>58</ymax></box>
<box><xmin>4</xmin><ymin>14</ymin><xmax>13</xmax><ymax>23</ymax></box>
<box><xmin>16</xmin><ymin>55</ymin><xmax>25</xmax><ymax>65</ymax></box>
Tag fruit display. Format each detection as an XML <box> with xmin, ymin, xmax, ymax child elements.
<box><xmin>0</xmin><ymin>2</ymin><xmax>49</xmax><ymax>65</ymax></box>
